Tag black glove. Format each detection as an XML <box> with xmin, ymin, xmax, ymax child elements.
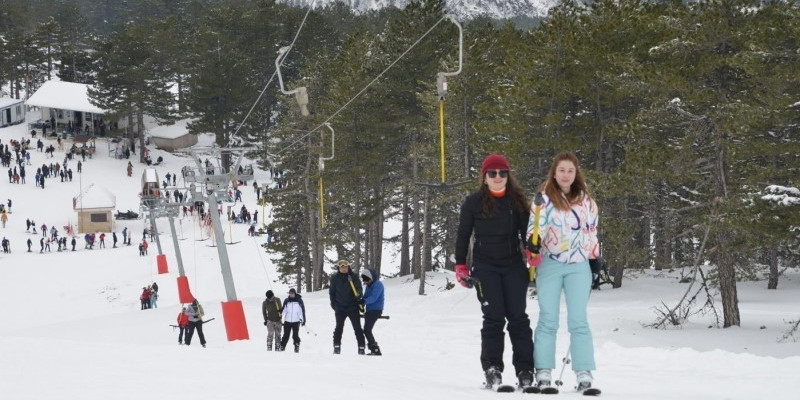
<box><xmin>589</xmin><ymin>258</ymin><xmax>603</xmax><ymax>274</ymax></box>
<box><xmin>263</xmin><ymin>321</ymin><xmax>268</xmax><ymax>326</ymax></box>
<box><xmin>302</xmin><ymin>321</ymin><xmax>306</xmax><ymax>326</ymax></box>
<box><xmin>525</xmin><ymin>236</ymin><xmax>542</xmax><ymax>254</ymax></box>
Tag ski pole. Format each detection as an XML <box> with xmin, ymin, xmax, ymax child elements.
<box><xmin>554</xmin><ymin>348</ymin><xmax>571</xmax><ymax>388</ymax></box>
<box><xmin>359</xmin><ymin>315</ymin><xmax>390</xmax><ymax>320</ymax></box>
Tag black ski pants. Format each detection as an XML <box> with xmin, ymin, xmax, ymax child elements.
<box><xmin>280</xmin><ymin>322</ymin><xmax>301</xmax><ymax>349</ymax></box>
<box><xmin>186</xmin><ymin>320</ymin><xmax>206</xmax><ymax>346</ymax></box>
<box><xmin>472</xmin><ymin>263</ymin><xmax>534</xmax><ymax>374</ymax></box>
<box><xmin>363</xmin><ymin>310</ymin><xmax>382</xmax><ymax>348</ymax></box>
<box><xmin>332</xmin><ymin>307</ymin><xmax>365</xmax><ymax>348</ymax></box>
<box><xmin>178</xmin><ymin>326</ymin><xmax>187</xmax><ymax>344</ymax></box>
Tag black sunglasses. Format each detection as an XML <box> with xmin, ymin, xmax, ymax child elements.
<box><xmin>486</xmin><ymin>170</ymin><xmax>508</xmax><ymax>178</ymax></box>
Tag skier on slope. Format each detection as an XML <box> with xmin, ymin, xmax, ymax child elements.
<box><xmin>329</xmin><ymin>259</ymin><xmax>366</xmax><ymax>355</ymax></box>
<box><xmin>527</xmin><ymin>152</ymin><xmax>600</xmax><ymax>395</ymax></box>
<box><xmin>184</xmin><ymin>299</ymin><xmax>207</xmax><ymax>348</ymax></box>
<box><xmin>279</xmin><ymin>288</ymin><xmax>306</xmax><ymax>353</ymax></box>
<box><xmin>360</xmin><ymin>268</ymin><xmax>384</xmax><ymax>356</ymax></box>
<box><xmin>454</xmin><ymin>154</ymin><xmax>534</xmax><ymax>390</ymax></box>
<box><xmin>262</xmin><ymin>290</ymin><xmax>282</xmax><ymax>351</ymax></box>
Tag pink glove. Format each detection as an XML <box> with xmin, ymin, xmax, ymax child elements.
<box><xmin>526</xmin><ymin>249</ymin><xmax>542</xmax><ymax>267</ymax></box>
<box><xmin>455</xmin><ymin>264</ymin><xmax>471</xmax><ymax>288</ymax></box>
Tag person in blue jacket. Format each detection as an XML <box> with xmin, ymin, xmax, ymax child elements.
<box><xmin>360</xmin><ymin>268</ymin><xmax>384</xmax><ymax>356</ymax></box>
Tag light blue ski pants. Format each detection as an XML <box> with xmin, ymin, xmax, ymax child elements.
<box><xmin>533</xmin><ymin>257</ymin><xmax>595</xmax><ymax>371</ymax></box>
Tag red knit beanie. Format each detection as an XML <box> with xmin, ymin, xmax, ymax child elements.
<box><xmin>481</xmin><ymin>154</ymin><xmax>510</xmax><ymax>176</ymax></box>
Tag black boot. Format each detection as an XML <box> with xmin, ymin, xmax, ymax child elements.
<box><xmin>333</xmin><ymin>345</ymin><xmax>341</xmax><ymax>354</ymax></box>
<box><xmin>484</xmin><ymin>366</ymin><xmax>502</xmax><ymax>389</ymax></box>
<box><xmin>294</xmin><ymin>343</ymin><xmax>300</xmax><ymax>353</ymax></box>
<box><xmin>517</xmin><ymin>370</ymin><xmax>534</xmax><ymax>388</ymax></box>
<box><xmin>367</xmin><ymin>344</ymin><xmax>382</xmax><ymax>356</ymax></box>
<box><xmin>358</xmin><ymin>347</ymin><xmax>365</xmax><ymax>355</ymax></box>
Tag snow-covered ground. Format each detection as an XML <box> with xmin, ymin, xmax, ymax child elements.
<box><xmin>1</xmin><ymin>118</ymin><xmax>799</xmax><ymax>400</ymax></box>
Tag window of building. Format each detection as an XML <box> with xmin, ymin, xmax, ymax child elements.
<box><xmin>90</xmin><ymin>213</ymin><xmax>108</xmax><ymax>223</ymax></box>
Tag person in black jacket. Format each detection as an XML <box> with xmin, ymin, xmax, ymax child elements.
<box><xmin>454</xmin><ymin>153</ymin><xmax>534</xmax><ymax>389</ymax></box>
<box><xmin>329</xmin><ymin>259</ymin><xmax>366</xmax><ymax>354</ymax></box>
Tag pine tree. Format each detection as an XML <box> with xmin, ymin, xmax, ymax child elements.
<box><xmin>90</xmin><ymin>24</ymin><xmax>176</xmax><ymax>163</ymax></box>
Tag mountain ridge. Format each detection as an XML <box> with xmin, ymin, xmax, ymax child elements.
<box><xmin>277</xmin><ymin>0</ymin><xmax>557</xmax><ymax>20</ymax></box>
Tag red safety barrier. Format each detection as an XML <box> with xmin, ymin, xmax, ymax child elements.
<box><xmin>221</xmin><ymin>300</ymin><xmax>250</xmax><ymax>341</ymax></box>
<box><xmin>156</xmin><ymin>254</ymin><xmax>168</xmax><ymax>274</ymax></box>
<box><xmin>176</xmin><ymin>276</ymin><xmax>194</xmax><ymax>304</ymax></box>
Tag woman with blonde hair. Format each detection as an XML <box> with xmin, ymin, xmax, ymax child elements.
<box><xmin>527</xmin><ymin>151</ymin><xmax>600</xmax><ymax>394</ymax></box>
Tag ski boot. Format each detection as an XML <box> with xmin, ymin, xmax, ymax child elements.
<box><xmin>518</xmin><ymin>370</ymin><xmax>539</xmax><ymax>393</ymax></box>
<box><xmin>367</xmin><ymin>344</ymin><xmax>382</xmax><ymax>356</ymax></box>
<box><xmin>294</xmin><ymin>343</ymin><xmax>300</xmax><ymax>353</ymax></box>
<box><xmin>576</xmin><ymin>371</ymin><xmax>601</xmax><ymax>396</ymax></box>
<box><xmin>267</xmin><ymin>344</ymin><xmax>272</xmax><ymax>351</ymax></box>
<box><xmin>333</xmin><ymin>345</ymin><xmax>341</xmax><ymax>354</ymax></box>
<box><xmin>358</xmin><ymin>346</ymin><xmax>366</xmax><ymax>355</ymax></box>
<box><xmin>536</xmin><ymin>369</ymin><xmax>558</xmax><ymax>394</ymax></box>
<box><xmin>484</xmin><ymin>366</ymin><xmax>502</xmax><ymax>389</ymax></box>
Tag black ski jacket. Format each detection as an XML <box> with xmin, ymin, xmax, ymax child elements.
<box><xmin>329</xmin><ymin>269</ymin><xmax>362</xmax><ymax>312</ymax></box>
<box><xmin>455</xmin><ymin>191</ymin><xmax>529</xmax><ymax>268</ymax></box>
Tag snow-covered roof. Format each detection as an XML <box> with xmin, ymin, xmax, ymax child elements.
<box><xmin>149</xmin><ymin>118</ymin><xmax>194</xmax><ymax>139</ymax></box>
<box><xmin>144</xmin><ymin>168</ymin><xmax>158</xmax><ymax>183</ymax></box>
<box><xmin>74</xmin><ymin>184</ymin><xmax>116</xmax><ymax>210</ymax></box>
<box><xmin>0</xmin><ymin>97</ymin><xmax>23</xmax><ymax>109</ymax></box>
<box><xmin>26</xmin><ymin>80</ymin><xmax>106</xmax><ymax>114</ymax></box>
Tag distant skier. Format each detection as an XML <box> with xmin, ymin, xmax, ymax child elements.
<box><xmin>262</xmin><ymin>290</ymin><xmax>282</xmax><ymax>351</ymax></box>
<box><xmin>360</xmin><ymin>268</ymin><xmax>384</xmax><ymax>356</ymax></box>
<box><xmin>280</xmin><ymin>288</ymin><xmax>306</xmax><ymax>353</ymax></box>
<box><xmin>184</xmin><ymin>299</ymin><xmax>206</xmax><ymax>348</ymax></box>
<box><xmin>177</xmin><ymin>305</ymin><xmax>190</xmax><ymax>345</ymax></box>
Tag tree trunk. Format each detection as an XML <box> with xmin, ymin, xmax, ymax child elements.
<box><xmin>303</xmin><ymin>148</ymin><xmax>320</xmax><ymax>292</ymax></box>
<box><xmin>363</xmin><ymin>218</ymin><xmax>370</xmax><ymax>271</ymax></box>
<box><xmin>137</xmin><ymin>110</ymin><xmax>145</xmax><ymax>164</ymax></box>
<box><xmin>767</xmin><ymin>246</ymin><xmax>779</xmax><ymax>290</ymax></box>
<box><xmin>400</xmin><ymin>186</ymin><xmax>410</xmax><ymax>276</ymax></box>
<box><xmin>712</xmin><ymin>123</ymin><xmax>740</xmax><ymax>327</ymax></box>
<box><xmin>412</xmin><ymin>163</ymin><xmax>422</xmax><ymax>278</ymax></box>
<box><xmin>353</xmin><ymin>224</ymin><xmax>361</xmax><ymax>272</ymax></box>
<box><xmin>375</xmin><ymin>206</ymin><xmax>384</xmax><ymax>274</ymax></box>
<box><xmin>419</xmin><ymin>187</ymin><xmax>430</xmax><ymax>295</ymax></box>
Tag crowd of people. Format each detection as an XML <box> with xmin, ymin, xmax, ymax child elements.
<box><xmin>250</xmin><ymin>259</ymin><xmax>386</xmax><ymax>356</ymax></box>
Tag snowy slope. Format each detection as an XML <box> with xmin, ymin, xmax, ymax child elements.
<box><xmin>0</xmin><ymin>119</ymin><xmax>799</xmax><ymax>400</ymax></box>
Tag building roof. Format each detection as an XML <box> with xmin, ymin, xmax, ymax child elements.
<box><xmin>74</xmin><ymin>184</ymin><xmax>116</xmax><ymax>210</ymax></box>
<box><xmin>0</xmin><ymin>97</ymin><xmax>24</xmax><ymax>109</ymax></box>
<box><xmin>26</xmin><ymin>80</ymin><xmax>106</xmax><ymax>114</ymax></box>
<box><xmin>149</xmin><ymin>118</ymin><xmax>194</xmax><ymax>139</ymax></box>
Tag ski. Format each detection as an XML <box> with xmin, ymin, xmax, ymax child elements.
<box><xmin>540</xmin><ymin>387</ymin><xmax>559</xmax><ymax>395</ymax></box>
<box><xmin>521</xmin><ymin>386</ymin><xmax>541</xmax><ymax>394</ymax></box>
<box><xmin>582</xmin><ymin>388</ymin><xmax>601</xmax><ymax>396</ymax></box>
<box><xmin>494</xmin><ymin>385</ymin><xmax>516</xmax><ymax>393</ymax></box>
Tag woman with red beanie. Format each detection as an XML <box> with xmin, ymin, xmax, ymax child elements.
<box><xmin>454</xmin><ymin>153</ymin><xmax>534</xmax><ymax>391</ymax></box>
